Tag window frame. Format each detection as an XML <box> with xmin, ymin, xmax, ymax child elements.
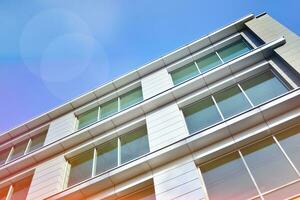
<box><xmin>0</xmin><ymin>131</ymin><xmax>48</xmax><ymax>166</ymax></box>
<box><xmin>181</xmin><ymin>68</ymin><xmax>291</xmax><ymax>135</ymax></box>
<box><xmin>66</xmin><ymin>125</ymin><xmax>150</xmax><ymax>188</ymax></box>
<box><xmin>199</xmin><ymin>127</ymin><xmax>300</xmax><ymax>200</ymax></box>
<box><xmin>168</xmin><ymin>34</ymin><xmax>254</xmax><ymax>86</ymax></box>
<box><xmin>75</xmin><ymin>86</ymin><xmax>143</xmax><ymax>130</ymax></box>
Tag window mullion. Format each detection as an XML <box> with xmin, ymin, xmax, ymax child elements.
<box><xmin>92</xmin><ymin>148</ymin><xmax>97</xmax><ymax>177</ymax></box>
<box><xmin>273</xmin><ymin>135</ymin><xmax>300</xmax><ymax>177</ymax></box>
<box><xmin>238</xmin><ymin>150</ymin><xmax>264</xmax><ymax>199</ymax></box>
<box><xmin>97</xmin><ymin>106</ymin><xmax>101</xmax><ymax>121</ymax></box>
<box><xmin>5</xmin><ymin>185</ymin><xmax>14</xmax><ymax>200</ymax></box>
<box><xmin>194</xmin><ymin>61</ymin><xmax>202</xmax><ymax>74</ymax></box>
<box><xmin>118</xmin><ymin>97</ymin><xmax>121</xmax><ymax>112</ymax></box>
<box><xmin>238</xmin><ymin>83</ymin><xmax>254</xmax><ymax>107</ymax></box>
<box><xmin>117</xmin><ymin>137</ymin><xmax>121</xmax><ymax>166</ymax></box>
<box><xmin>24</xmin><ymin>139</ymin><xmax>32</xmax><ymax>155</ymax></box>
<box><xmin>211</xmin><ymin>95</ymin><xmax>225</xmax><ymax>120</ymax></box>
<box><xmin>5</xmin><ymin>147</ymin><xmax>14</xmax><ymax>164</ymax></box>
<box><xmin>215</xmin><ymin>51</ymin><xmax>224</xmax><ymax>63</ymax></box>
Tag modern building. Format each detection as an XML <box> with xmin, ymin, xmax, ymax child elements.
<box><xmin>1</xmin><ymin>12</ymin><xmax>300</xmax><ymax>200</ymax></box>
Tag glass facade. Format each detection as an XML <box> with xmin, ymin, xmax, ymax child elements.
<box><xmin>183</xmin><ymin>70</ymin><xmax>288</xmax><ymax>134</ymax></box>
<box><xmin>170</xmin><ymin>38</ymin><xmax>252</xmax><ymax>85</ymax></box>
<box><xmin>77</xmin><ymin>87</ymin><xmax>143</xmax><ymax>129</ymax></box>
<box><xmin>201</xmin><ymin>126</ymin><xmax>300</xmax><ymax>200</ymax></box>
<box><xmin>68</xmin><ymin>126</ymin><xmax>149</xmax><ymax>187</ymax></box>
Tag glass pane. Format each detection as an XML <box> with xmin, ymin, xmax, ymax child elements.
<box><xmin>0</xmin><ymin>186</ymin><xmax>9</xmax><ymax>200</ymax></box>
<box><xmin>28</xmin><ymin>132</ymin><xmax>47</xmax><ymax>152</ymax></box>
<box><xmin>100</xmin><ymin>98</ymin><xmax>118</xmax><ymax>119</ymax></box>
<box><xmin>276</xmin><ymin>127</ymin><xmax>300</xmax><ymax>172</ymax></box>
<box><xmin>0</xmin><ymin>148</ymin><xmax>10</xmax><ymax>165</ymax></box>
<box><xmin>170</xmin><ymin>63</ymin><xmax>199</xmax><ymax>85</ymax></box>
<box><xmin>96</xmin><ymin>139</ymin><xmax>118</xmax><ymax>175</ymax></box>
<box><xmin>11</xmin><ymin>175</ymin><xmax>33</xmax><ymax>200</ymax></box>
<box><xmin>68</xmin><ymin>149</ymin><xmax>94</xmax><ymax>187</ymax></box>
<box><xmin>121</xmin><ymin>186</ymin><xmax>156</xmax><ymax>200</ymax></box>
<box><xmin>120</xmin><ymin>87</ymin><xmax>143</xmax><ymax>110</ymax></box>
<box><xmin>241</xmin><ymin>138</ymin><xmax>298</xmax><ymax>193</ymax></box>
<box><xmin>263</xmin><ymin>180</ymin><xmax>300</xmax><ymax>200</ymax></box>
<box><xmin>201</xmin><ymin>152</ymin><xmax>259</xmax><ymax>200</ymax></box>
<box><xmin>8</xmin><ymin>141</ymin><xmax>28</xmax><ymax>162</ymax></box>
<box><xmin>240</xmin><ymin>71</ymin><xmax>288</xmax><ymax>106</ymax></box>
<box><xmin>120</xmin><ymin>126</ymin><xmax>149</xmax><ymax>164</ymax></box>
<box><xmin>183</xmin><ymin>97</ymin><xmax>222</xmax><ymax>134</ymax></box>
<box><xmin>195</xmin><ymin>52</ymin><xmax>222</xmax><ymax>73</ymax></box>
<box><xmin>77</xmin><ymin>107</ymin><xmax>98</xmax><ymax>129</ymax></box>
<box><xmin>218</xmin><ymin>39</ymin><xmax>252</xmax><ymax>62</ymax></box>
<box><xmin>214</xmin><ymin>85</ymin><xmax>251</xmax><ymax>119</ymax></box>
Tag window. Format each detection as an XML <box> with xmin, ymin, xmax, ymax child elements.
<box><xmin>217</xmin><ymin>39</ymin><xmax>252</xmax><ymax>62</ymax></box>
<box><xmin>0</xmin><ymin>149</ymin><xmax>10</xmax><ymax>166</ymax></box>
<box><xmin>0</xmin><ymin>186</ymin><xmax>9</xmax><ymax>200</ymax></box>
<box><xmin>214</xmin><ymin>85</ymin><xmax>252</xmax><ymax>119</ymax></box>
<box><xmin>240</xmin><ymin>70</ymin><xmax>289</xmax><ymax>106</ymax></box>
<box><xmin>96</xmin><ymin>139</ymin><xmax>118</xmax><ymax>175</ymax></box>
<box><xmin>28</xmin><ymin>132</ymin><xmax>47</xmax><ymax>153</ymax></box>
<box><xmin>100</xmin><ymin>98</ymin><xmax>118</xmax><ymax>119</ymax></box>
<box><xmin>201</xmin><ymin>152</ymin><xmax>259</xmax><ymax>200</ymax></box>
<box><xmin>68</xmin><ymin>150</ymin><xmax>94</xmax><ymax>187</ymax></box>
<box><xmin>170</xmin><ymin>38</ymin><xmax>252</xmax><ymax>85</ymax></box>
<box><xmin>119</xmin><ymin>185</ymin><xmax>156</xmax><ymax>200</ymax></box>
<box><xmin>77</xmin><ymin>87</ymin><xmax>143</xmax><ymax>129</ymax></box>
<box><xmin>170</xmin><ymin>63</ymin><xmax>199</xmax><ymax>85</ymax></box>
<box><xmin>120</xmin><ymin>126</ymin><xmax>150</xmax><ymax>164</ymax></box>
<box><xmin>195</xmin><ymin>52</ymin><xmax>222</xmax><ymax>73</ymax></box>
<box><xmin>77</xmin><ymin>107</ymin><xmax>99</xmax><ymax>130</ymax></box>
<box><xmin>183</xmin><ymin>97</ymin><xmax>222</xmax><ymax>134</ymax></box>
<box><xmin>0</xmin><ymin>131</ymin><xmax>47</xmax><ymax>165</ymax></box>
<box><xmin>276</xmin><ymin>128</ymin><xmax>300</xmax><ymax>173</ymax></box>
<box><xmin>10</xmin><ymin>176</ymin><xmax>33</xmax><ymax>200</ymax></box>
<box><xmin>67</xmin><ymin>126</ymin><xmax>150</xmax><ymax>187</ymax></box>
<box><xmin>201</xmin><ymin>129</ymin><xmax>300</xmax><ymax>199</ymax></box>
<box><xmin>241</xmin><ymin>138</ymin><xmax>298</xmax><ymax>193</ymax></box>
<box><xmin>0</xmin><ymin>175</ymin><xmax>33</xmax><ymax>200</ymax></box>
<box><xmin>120</xmin><ymin>87</ymin><xmax>143</xmax><ymax>110</ymax></box>
<box><xmin>7</xmin><ymin>141</ymin><xmax>28</xmax><ymax>162</ymax></box>
<box><xmin>182</xmin><ymin>70</ymin><xmax>289</xmax><ymax>134</ymax></box>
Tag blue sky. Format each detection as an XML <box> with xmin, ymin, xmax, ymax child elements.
<box><xmin>0</xmin><ymin>0</ymin><xmax>299</xmax><ymax>133</ymax></box>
